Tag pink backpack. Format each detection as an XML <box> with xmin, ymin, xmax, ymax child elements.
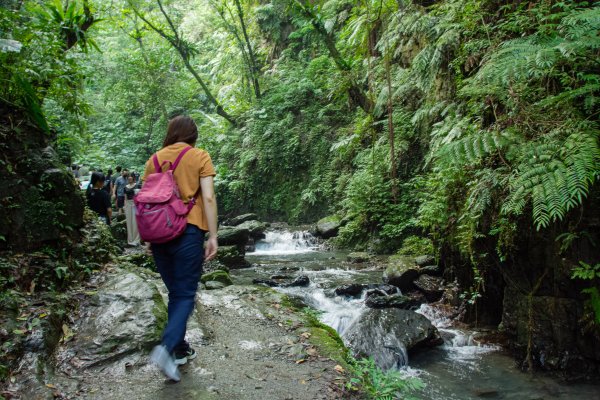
<box><xmin>134</xmin><ymin>146</ymin><xmax>196</xmax><ymax>243</ymax></box>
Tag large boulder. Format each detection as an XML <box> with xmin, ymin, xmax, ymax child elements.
<box><xmin>413</xmin><ymin>275</ymin><xmax>444</xmax><ymax>302</ymax></box>
<box><xmin>236</xmin><ymin>220</ymin><xmax>268</xmax><ymax>240</ymax></box>
<box><xmin>383</xmin><ymin>256</ymin><xmax>419</xmax><ymax>291</ymax></box>
<box><xmin>57</xmin><ymin>271</ymin><xmax>166</xmax><ymax>369</ymax></box>
<box><xmin>335</xmin><ymin>283</ymin><xmax>398</xmax><ymax>298</ymax></box>
<box><xmin>315</xmin><ymin>215</ymin><xmax>341</xmax><ymax>239</ymax></box>
<box><xmin>217</xmin><ymin>226</ymin><xmax>250</xmax><ymax>246</ymax></box>
<box><xmin>345</xmin><ymin>309</ymin><xmax>442</xmax><ymax>370</ymax></box>
<box><xmin>228</xmin><ymin>213</ymin><xmax>258</xmax><ymax>226</ymax></box>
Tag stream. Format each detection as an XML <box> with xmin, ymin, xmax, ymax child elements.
<box><xmin>234</xmin><ymin>230</ymin><xmax>600</xmax><ymax>400</ymax></box>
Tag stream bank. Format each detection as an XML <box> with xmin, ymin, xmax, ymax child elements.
<box><xmin>5</xmin><ymin>260</ymin><xmax>353</xmax><ymax>400</ymax></box>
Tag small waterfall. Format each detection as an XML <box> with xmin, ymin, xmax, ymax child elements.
<box><xmin>251</xmin><ymin>230</ymin><xmax>319</xmax><ymax>255</ymax></box>
<box><xmin>417</xmin><ymin>304</ymin><xmax>500</xmax><ymax>360</ymax></box>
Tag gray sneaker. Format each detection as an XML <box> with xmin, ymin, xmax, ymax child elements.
<box><xmin>150</xmin><ymin>345</ymin><xmax>181</xmax><ymax>382</ymax></box>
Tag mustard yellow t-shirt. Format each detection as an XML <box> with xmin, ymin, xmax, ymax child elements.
<box><xmin>143</xmin><ymin>143</ymin><xmax>216</xmax><ymax>231</ymax></box>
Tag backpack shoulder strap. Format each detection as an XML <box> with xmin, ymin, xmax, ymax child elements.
<box><xmin>152</xmin><ymin>153</ymin><xmax>162</xmax><ymax>173</ymax></box>
<box><xmin>171</xmin><ymin>146</ymin><xmax>193</xmax><ymax>171</ymax></box>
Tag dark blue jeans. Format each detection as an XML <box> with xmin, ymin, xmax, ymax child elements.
<box><xmin>152</xmin><ymin>224</ymin><xmax>205</xmax><ymax>354</ymax></box>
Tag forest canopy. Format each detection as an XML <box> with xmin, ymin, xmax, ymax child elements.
<box><xmin>1</xmin><ymin>0</ymin><xmax>599</xmax><ymax>256</ymax></box>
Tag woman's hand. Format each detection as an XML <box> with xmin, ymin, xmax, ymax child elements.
<box><xmin>204</xmin><ymin>236</ymin><xmax>218</xmax><ymax>261</ymax></box>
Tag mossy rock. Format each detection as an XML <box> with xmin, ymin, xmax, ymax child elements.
<box><xmin>316</xmin><ymin>215</ymin><xmax>341</xmax><ymax>239</ymax></box>
<box><xmin>201</xmin><ymin>270</ymin><xmax>233</xmax><ymax>286</ymax></box>
<box><xmin>216</xmin><ymin>245</ymin><xmax>248</xmax><ymax>269</ymax></box>
<box><xmin>383</xmin><ymin>256</ymin><xmax>419</xmax><ymax>291</ymax></box>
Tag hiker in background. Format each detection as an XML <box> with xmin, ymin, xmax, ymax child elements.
<box><xmin>113</xmin><ymin>168</ymin><xmax>128</xmax><ymax>214</ymax></box>
<box><xmin>146</xmin><ymin>115</ymin><xmax>218</xmax><ymax>382</ymax></box>
<box><xmin>123</xmin><ymin>174</ymin><xmax>140</xmax><ymax>246</ymax></box>
<box><xmin>87</xmin><ymin>171</ymin><xmax>112</xmax><ymax>225</ymax></box>
<box><xmin>103</xmin><ymin>168</ymin><xmax>113</xmax><ymax>195</ymax></box>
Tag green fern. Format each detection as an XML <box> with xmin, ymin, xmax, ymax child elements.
<box><xmin>503</xmin><ymin>126</ymin><xmax>600</xmax><ymax>229</ymax></box>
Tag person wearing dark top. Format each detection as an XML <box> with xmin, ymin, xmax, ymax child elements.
<box><xmin>102</xmin><ymin>168</ymin><xmax>113</xmax><ymax>195</ymax></box>
<box><xmin>87</xmin><ymin>171</ymin><xmax>112</xmax><ymax>225</ymax></box>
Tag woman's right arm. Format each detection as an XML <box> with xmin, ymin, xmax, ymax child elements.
<box><xmin>200</xmin><ymin>176</ymin><xmax>218</xmax><ymax>261</ymax></box>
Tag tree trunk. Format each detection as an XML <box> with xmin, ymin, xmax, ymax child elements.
<box><xmin>233</xmin><ymin>0</ymin><xmax>261</xmax><ymax>99</ymax></box>
<box><xmin>385</xmin><ymin>42</ymin><xmax>398</xmax><ymax>202</ymax></box>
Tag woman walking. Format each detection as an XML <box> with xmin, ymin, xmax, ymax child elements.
<box><xmin>144</xmin><ymin>116</ymin><xmax>218</xmax><ymax>382</ymax></box>
<box><xmin>123</xmin><ymin>174</ymin><xmax>140</xmax><ymax>246</ymax></box>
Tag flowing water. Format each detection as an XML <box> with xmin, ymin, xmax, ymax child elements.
<box><xmin>234</xmin><ymin>230</ymin><xmax>600</xmax><ymax>399</ymax></box>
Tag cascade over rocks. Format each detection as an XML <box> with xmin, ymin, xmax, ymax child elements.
<box><xmin>345</xmin><ymin>309</ymin><xmax>442</xmax><ymax>370</ymax></box>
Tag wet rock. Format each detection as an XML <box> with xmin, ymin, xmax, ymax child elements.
<box><xmin>282</xmin><ymin>275</ymin><xmax>310</xmax><ymax>287</ymax></box>
<box><xmin>364</xmin><ymin>284</ymin><xmax>400</xmax><ymax>298</ymax></box>
<box><xmin>237</xmin><ymin>220</ymin><xmax>268</xmax><ymax>240</ymax></box>
<box><xmin>217</xmin><ymin>226</ymin><xmax>250</xmax><ymax>246</ymax></box>
<box><xmin>253</xmin><ymin>278</ymin><xmax>279</xmax><ymax>287</ymax></box>
<box><xmin>228</xmin><ymin>213</ymin><xmax>259</xmax><ymax>226</ymax></box>
<box><xmin>415</xmin><ymin>255</ymin><xmax>435</xmax><ymax>267</ymax></box>
<box><xmin>270</xmin><ymin>274</ymin><xmax>292</xmax><ymax>280</ymax></box>
<box><xmin>345</xmin><ymin>309</ymin><xmax>442</xmax><ymax>370</ymax></box>
<box><xmin>315</xmin><ymin>215</ymin><xmax>341</xmax><ymax>239</ymax></box>
<box><xmin>383</xmin><ymin>257</ymin><xmax>419</xmax><ymax>291</ymax></box>
<box><xmin>58</xmin><ymin>271</ymin><xmax>166</xmax><ymax>369</ymax></box>
<box><xmin>335</xmin><ymin>283</ymin><xmax>368</xmax><ymax>297</ymax></box>
<box><xmin>347</xmin><ymin>252</ymin><xmax>370</xmax><ymax>263</ymax></box>
<box><xmin>501</xmin><ymin>287</ymin><xmax>600</xmax><ymax>374</ymax></box>
<box><xmin>419</xmin><ymin>265</ymin><xmax>441</xmax><ymax>276</ymax></box>
<box><xmin>201</xmin><ymin>270</ymin><xmax>233</xmax><ymax>286</ymax></box>
<box><xmin>414</xmin><ymin>275</ymin><xmax>444</xmax><ymax>302</ymax></box>
<box><xmin>216</xmin><ymin>245</ymin><xmax>249</xmax><ymax>269</ymax></box>
<box><xmin>205</xmin><ymin>281</ymin><xmax>227</xmax><ymax>290</ymax></box>
<box><xmin>365</xmin><ymin>294</ymin><xmax>415</xmax><ymax>309</ymax></box>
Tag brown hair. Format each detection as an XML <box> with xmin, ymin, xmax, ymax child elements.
<box><xmin>163</xmin><ymin>115</ymin><xmax>198</xmax><ymax>147</ymax></box>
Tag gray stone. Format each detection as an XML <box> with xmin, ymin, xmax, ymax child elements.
<box><xmin>413</xmin><ymin>275</ymin><xmax>444</xmax><ymax>302</ymax></box>
<box><xmin>345</xmin><ymin>309</ymin><xmax>442</xmax><ymax>370</ymax></box>
<box><xmin>315</xmin><ymin>216</ymin><xmax>341</xmax><ymax>239</ymax></box>
<box><xmin>228</xmin><ymin>213</ymin><xmax>259</xmax><ymax>226</ymax></box>
<box><xmin>365</xmin><ymin>294</ymin><xmax>416</xmax><ymax>309</ymax></box>
<box><xmin>415</xmin><ymin>255</ymin><xmax>435</xmax><ymax>267</ymax></box>
<box><xmin>383</xmin><ymin>257</ymin><xmax>419</xmax><ymax>291</ymax></box>
<box><xmin>217</xmin><ymin>226</ymin><xmax>250</xmax><ymax>246</ymax></box>
<box><xmin>419</xmin><ymin>265</ymin><xmax>441</xmax><ymax>276</ymax></box>
<box><xmin>282</xmin><ymin>275</ymin><xmax>310</xmax><ymax>287</ymax></box>
<box><xmin>335</xmin><ymin>283</ymin><xmax>369</xmax><ymax>297</ymax></box>
<box><xmin>58</xmin><ymin>271</ymin><xmax>166</xmax><ymax>369</ymax></box>
<box><xmin>237</xmin><ymin>220</ymin><xmax>268</xmax><ymax>240</ymax></box>
<box><xmin>205</xmin><ymin>281</ymin><xmax>227</xmax><ymax>290</ymax></box>
<box><xmin>216</xmin><ymin>245</ymin><xmax>249</xmax><ymax>269</ymax></box>
<box><xmin>347</xmin><ymin>252</ymin><xmax>370</xmax><ymax>263</ymax></box>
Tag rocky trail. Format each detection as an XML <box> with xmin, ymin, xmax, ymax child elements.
<box><xmin>10</xmin><ymin>264</ymin><xmax>351</xmax><ymax>400</ymax></box>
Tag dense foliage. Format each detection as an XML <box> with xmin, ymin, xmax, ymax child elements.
<box><xmin>3</xmin><ymin>0</ymin><xmax>599</xmax><ymax>274</ymax></box>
